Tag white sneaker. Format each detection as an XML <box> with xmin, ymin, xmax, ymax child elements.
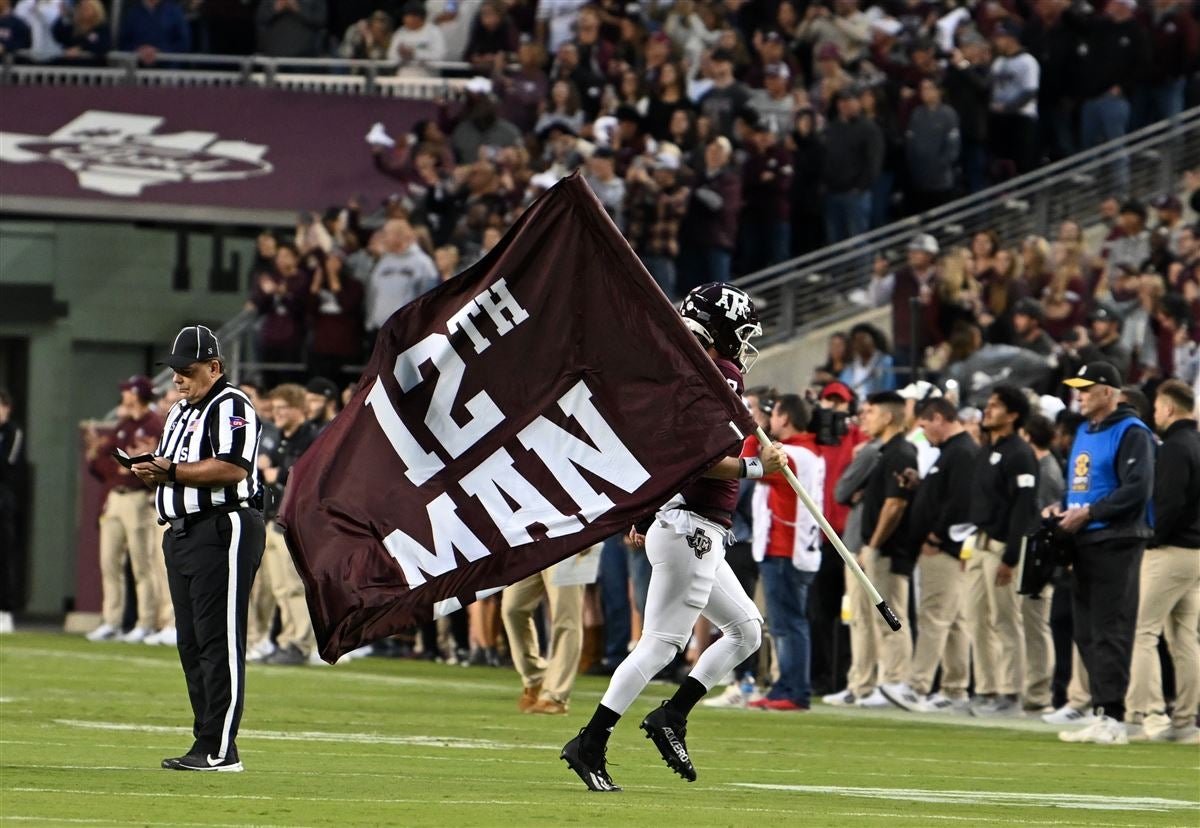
<box><xmin>972</xmin><ymin>695</ymin><xmax>1022</xmax><ymax>718</ymax></box>
<box><xmin>1148</xmin><ymin>722</ymin><xmax>1200</xmax><ymax>744</ymax></box>
<box><xmin>822</xmin><ymin>689</ymin><xmax>856</xmax><ymax>706</ymax></box>
<box><xmin>1058</xmin><ymin>715</ymin><xmax>1128</xmax><ymax>744</ymax></box>
<box><xmin>855</xmin><ymin>689</ymin><xmax>892</xmax><ymax>708</ymax></box>
<box><xmin>0</xmin><ymin>611</ymin><xmax>13</xmax><ymax>634</ymax></box>
<box><xmin>120</xmin><ymin>627</ymin><xmax>151</xmax><ymax>644</ymax></box>
<box><xmin>246</xmin><ymin>638</ymin><xmax>276</xmax><ymax>662</ymax></box>
<box><xmin>86</xmin><ymin>624</ymin><xmax>119</xmax><ymax>642</ymax></box>
<box><xmin>916</xmin><ymin>692</ymin><xmax>970</xmax><ymax>714</ymax></box>
<box><xmin>879</xmin><ymin>682</ymin><xmax>923</xmax><ymax>711</ymax></box>
<box><xmin>702</xmin><ymin>686</ymin><xmax>747</xmax><ymax>709</ymax></box>
<box><xmin>145</xmin><ymin>627</ymin><xmax>177</xmax><ymax>646</ymax></box>
<box><xmin>1042</xmin><ymin>705</ymin><xmax>1097</xmax><ymax>726</ymax></box>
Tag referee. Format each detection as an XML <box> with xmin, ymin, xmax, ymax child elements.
<box><xmin>132</xmin><ymin>325</ymin><xmax>265</xmax><ymax>773</ymax></box>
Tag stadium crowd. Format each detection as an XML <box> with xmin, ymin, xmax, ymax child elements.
<box><xmin>2</xmin><ymin>0</ymin><xmax>1199</xmax><ymax>286</ymax></box>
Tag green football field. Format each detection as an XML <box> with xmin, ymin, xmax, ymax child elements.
<box><xmin>1</xmin><ymin>632</ymin><xmax>1197</xmax><ymax>827</ymax></box>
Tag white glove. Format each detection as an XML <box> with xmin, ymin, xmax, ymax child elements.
<box><xmin>366</xmin><ymin>122</ymin><xmax>395</xmax><ymax>148</ymax></box>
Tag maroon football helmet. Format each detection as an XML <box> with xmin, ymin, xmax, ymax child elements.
<box><xmin>680</xmin><ymin>282</ymin><xmax>762</xmax><ymax>372</ymax></box>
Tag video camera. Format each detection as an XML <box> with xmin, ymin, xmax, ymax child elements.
<box><xmin>808</xmin><ymin>406</ymin><xmax>850</xmax><ymax>446</ymax></box>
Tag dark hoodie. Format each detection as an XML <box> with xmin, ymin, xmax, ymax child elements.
<box><xmin>1076</xmin><ymin>404</ymin><xmax>1156</xmax><ymax>547</ymax></box>
<box><xmin>1152</xmin><ymin>419</ymin><xmax>1200</xmax><ymax>549</ymax></box>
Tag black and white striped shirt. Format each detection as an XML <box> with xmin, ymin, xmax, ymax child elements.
<box><xmin>154</xmin><ymin>378</ymin><xmax>261</xmax><ymax>521</ymax></box>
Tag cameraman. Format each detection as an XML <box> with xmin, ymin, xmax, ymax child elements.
<box><xmin>1051</xmin><ymin>362</ymin><xmax>1155</xmax><ymax>745</ymax></box>
<box><xmin>808</xmin><ymin>382</ymin><xmax>867</xmax><ymax>696</ymax></box>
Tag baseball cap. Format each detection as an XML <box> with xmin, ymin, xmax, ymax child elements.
<box><xmin>993</xmin><ymin>20</ymin><xmax>1021</xmax><ymax>39</ymax></box>
<box><xmin>1152</xmin><ymin>194</ymin><xmax>1182</xmax><ymax>212</ymax></box>
<box><xmin>898</xmin><ymin>380</ymin><xmax>942</xmax><ymax>402</ymax></box>
<box><xmin>592</xmin><ymin>145</ymin><xmax>615</xmax><ymax>160</ymax></box>
<box><xmin>159</xmin><ymin>325</ymin><xmax>221</xmax><ymax>371</ymax></box>
<box><xmin>764</xmin><ymin>62</ymin><xmax>791</xmax><ymax>80</ymax></box>
<box><xmin>119</xmin><ymin>375</ymin><xmax>155</xmax><ymax>402</ymax></box>
<box><xmin>1063</xmin><ymin>361</ymin><xmax>1122</xmax><ymax>389</ymax></box>
<box><xmin>710</xmin><ymin>48</ymin><xmax>735</xmax><ymax>64</ymax></box>
<box><xmin>306</xmin><ymin>377</ymin><xmax>339</xmax><ymax>401</ymax></box>
<box><xmin>1089</xmin><ymin>300</ymin><xmax>1122</xmax><ymax>323</ymax></box>
<box><xmin>908</xmin><ymin>233</ymin><xmax>940</xmax><ymax>255</ymax></box>
<box><xmin>464</xmin><ymin>76</ymin><xmax>493</xmax><ymax>95</ymax></box>
<box><xmin>1013</xmin><ymin>297</ymin><xmax>1045</xmax><ymax>322</ymax></box>
<box><xmin>820</xmin><ymin>381</ymin><xmax>855</xmax><ymax>403</ymax></box>
<box><xmin>402</xmin><ymin>0</ymin><xmax>426</xmax><ymax>17</ymax></box>
<box><xmin>653</xmin><ymin>151</ymin><xmax>681</xmax><ymax>171</ymax></box>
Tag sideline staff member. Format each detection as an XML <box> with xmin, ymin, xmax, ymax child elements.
<box><xmin>1052</xmin><ymin>361</ymin><xmax>1155</xmax><ymax>746</ymax></box>
<box><xmin>133</xmin><ymin>325</ymin><xmax>265</xmax><ymax>772</ymax></box>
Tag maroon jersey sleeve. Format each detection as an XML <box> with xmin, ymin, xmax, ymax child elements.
<box><xmin>677</xmin><ymin>358</ymin><xmax>744</xmax><ymax>523</ymax></box>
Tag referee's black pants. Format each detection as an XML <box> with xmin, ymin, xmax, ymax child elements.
<box><xmin>1071</xmin><ymin>539</ymin><xmax>1144</xmax><ymax>721</ymax></box>
<box><xmin>164</xmin><ymin>508</ymin><xmax>265</xmax><ymax>759</ymax></box>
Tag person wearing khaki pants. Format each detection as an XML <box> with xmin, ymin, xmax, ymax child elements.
<box><xmin>879</xmin><ymin>399</ymin><xmax>978</xmax><ymax>714</ymax></box>
<box><xmin>262</xmin><ymin>521</ymin><xmax>316</xmax><ymax>660</ymax></box>
<box><xmin>844</xmin><ymin>392</ymin><xmax>917</xmax><ymax>707</ymax></box>
<box><xmin>502</xmin><ymin>550</ymin><xmax>591</xmax><ymax>715</ymax></box>
<box><xmin>97</xmin><ymin>489</ymin><xmax>160</xmax><ymax>636</ymax></box>
<box><xmin>964</xmin><ymin>537</ymin><xmax>1025</xmax><ymax>710</ymax></box>
<box><xmin>965</xmin><ymin>386</ymin><xmax>1041</xmax><ymax>717</ymax></box>
<box><xmin>258</xmin><ymin>384</ymin><xmax>321</xmax><ymax>666</ymax></box>
<box><xmin>83</xmin><ymin>376</ymin><xmax>165</xmax><ymax>642</ymax></box>
<box><xmin>1125</xmin><ymin>381</ymin><xmax>1200</xmax><ymax>742</ymax></box>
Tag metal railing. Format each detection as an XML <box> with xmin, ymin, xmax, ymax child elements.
<box><xmin>0</xmin><ymin>50</ymin><xmax>499</xmax><ymax>99</ymax></box>
<box><xmin>734</xmin><ymin>107</ymin><xmax>1200</xmax><ymax>346</ymax></box>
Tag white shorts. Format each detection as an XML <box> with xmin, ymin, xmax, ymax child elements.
<box><xmin>640</xmin><ymin>510</ymin><xmax>763</xmax><ymax>650</ymax></box>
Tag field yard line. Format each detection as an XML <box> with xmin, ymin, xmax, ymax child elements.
<box><xmin>832</xmin><ymin>811</ymin><xmax>1144</xmax><ymax>827</ymax></box>
<box><xmin>54</xmin><ymin>719</ymin><xmax>560</xmax><ymax>751</ymax></box>
<box><xmin>728</xmin><ymin>783</ymin><xmax>1200</xmax><ymax>812</ymax></box>
<box><xmin>7</xmin><ymin>787</ymin><xmax>542</xmax><ymax>806</ymax></box>
<box><xmin>4</xmin><ymin>817</ymin><xmax>311</xmax><ymax>828</ymax></box>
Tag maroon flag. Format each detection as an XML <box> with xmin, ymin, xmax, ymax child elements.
<box><xmin>279</xmin><ymin>173</ymin><xmax>755</xmax><ymax>662</ymax></box>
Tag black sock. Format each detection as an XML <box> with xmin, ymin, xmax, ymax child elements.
<box><xmin>666</xmin><ymin>677</ymin><xmax>708</xmax><ymax>717</ymax></box>
<box><xmin>583</xmin><ymin>704</ymin><xmax>621</xmax><ymax>748</ymax></box>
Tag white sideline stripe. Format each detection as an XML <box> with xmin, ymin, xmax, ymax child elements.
<box><xmin>5</xmin><ymin>818</ymin><xmax>304</xmax><ymax>828</ymax></box>
<box><xmin>54</xmin><ymin>720</ymin><xmax>560</xmax><ymax>751</ymax></box>
<box><xmin>218</xmin><ymin>511</ymin><xmax>241</xmax><ymax>761</ymax></box>
<box><xmin>728</xmin><ymin>783</ymin><xmax>1200</xmax><ymax>812</ymax></box>
<box><xmin>8</xmin><ymin>788</ymin><xmax>540</xmax><ymax>807</ymax></box>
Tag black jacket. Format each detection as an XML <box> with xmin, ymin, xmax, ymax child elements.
<box><xmin>969</xmin><ymin>432</ymin><xmax>1041</xmax><ymax>566</ymax></box>
<box><xmin>908</xmin><ymin>431</ymin><xmax>979</xmax><ymax>558</ymax></box>
<box><xmin>1152</xmin><ymin>419</ymin><xmax>1200</xmax><ymax>549</ymax></box>
<box><xmin>264</xmin><ymin>420</ymin><xmax>318</xmax><ymax>520</ymax></box>
<box><xmin>1076</xmin><ymin>405</ymin><xmax>1157</xmax><ymax>547</ymax></box>
<box><xmin>820</xmin><ymin>115</ymin><xmax>883</xmax><ymax>193</ymax></box>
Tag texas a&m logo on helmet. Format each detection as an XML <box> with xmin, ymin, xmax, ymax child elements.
<box><xmin>680</xmin><ymin>283</ymin><xmax>763</xmax><ymax>372</ymax></box>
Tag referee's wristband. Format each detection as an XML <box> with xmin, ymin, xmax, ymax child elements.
<box><xmin>741</xmin><ymin>457</ymin><xmax>764</xmax><ymax>479</ymax></box>
<box><xmin>167</xmin><ymin>462</ymin><xmax>177</xmax><ymax>484</ymax></box>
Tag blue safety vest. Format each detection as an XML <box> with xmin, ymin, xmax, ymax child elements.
<box><xmin>1065</xmin><ymin>415</ymin><xmax>1154</xmax><ymax>531</ymax></box>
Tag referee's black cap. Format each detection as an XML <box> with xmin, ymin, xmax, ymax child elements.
<box><xmin>159</xmin><ymin>325</ymin><xmax>222</xmax><ymax>370</ymax></box>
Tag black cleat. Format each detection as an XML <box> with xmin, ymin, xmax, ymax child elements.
<box><xmin>561</xmin><ymin>729</ymin><xmax>621</xmax><ymax>792</ymax></box>
<box><xmin>168</xmin><ymin>748</ymin><xmax>243</xmax><ymax>773</ymax></box>
<box><xmin>640</xmin><ymin>701</ymin><xmax>696</xmax><ymax>782</ymax></box>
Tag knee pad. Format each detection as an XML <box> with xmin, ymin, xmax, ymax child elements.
<box><xmin>727</xmin><ymin>617</ymin><xmax>763</xmax><ymax>656</ymax></box>
<box><xmin>627</xmin><ymin>632</ymin><xmax>682</xmax><ymax>682</ymax></box>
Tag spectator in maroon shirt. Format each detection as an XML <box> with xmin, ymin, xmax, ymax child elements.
<box><xmin>250</xmin><ymin>242</ymin><xmax>309</xmax><ymax>385</ymax></box>
<box><xmin>306</xmin><ymin>250</ymin><xmax>363</xmax><ymax>382</ymax></box>
<box><xmin>494</xmin><ymin>37</ymin><xmax>548</xmax><ymax>133</ymax></box>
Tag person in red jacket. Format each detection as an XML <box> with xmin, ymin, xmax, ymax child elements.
<box><xmin>748</xmin><ymin>394</ymin><xmax>826</xmax><ymax>711</ymax></box>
